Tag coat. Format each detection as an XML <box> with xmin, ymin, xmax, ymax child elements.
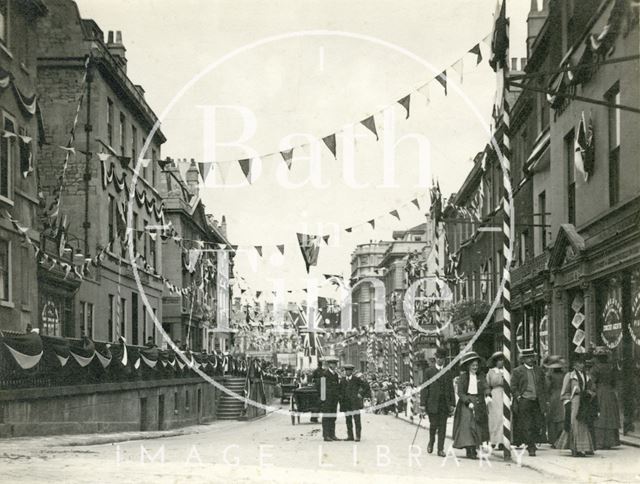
<box><xmin>339</xmin><ymin>375</ymin><xmax>371</xmax><ymax>411</ymax></box>
<box><xmin>315</xmin><ymin>368</ymin><xmax>340</xmax><ymax>412</ymax></box>
<box><xmin>512</xmin><ymin>364</ymin><xmax>547</xmax><ymax>413</ymax></box>
<box><xmin>452</xmin><ymin>371</ymin><xmax>490</xmax><ymax>447</ymax></box>
<box><xmin>420</xmin><ymin>365</ymin><xmax>455</xmax><ymax>415</ymax></box>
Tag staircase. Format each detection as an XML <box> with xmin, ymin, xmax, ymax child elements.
<box><xmin>216</xmin><ymin>377</ymin><xmax>246</xmax><ymax>420</ymax></box>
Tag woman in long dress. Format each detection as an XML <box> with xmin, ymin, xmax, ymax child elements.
<box><xmin>486</xmin><ymin>351</ymin><xmax>505</xmax><ymax>449</ymax></box>
<box><xmin>591</xmin><ymin>347</ymin><xmax>620</xmax><ymax>449</ymax></box>
<box><xmin>543</xmin><ymin>355</ymin><xmax>567</xmax><ymax>446</ymax></box>
<box><xmin>555</xmin><ymin>353</ymin><xmax>596</xmax><ymax>457</ymax></box>
<box><xmin>452</xmin><ymin>351</ymin><xmax>490</xmax><ymax>459</ymax></box>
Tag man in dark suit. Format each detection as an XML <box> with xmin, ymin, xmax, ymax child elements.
<box><xmin>420</xmin><ymin>347</ymin><xmax>455</xmax><ymax>457</ymax></box>
<box><xmin>511</xmin><ymin>348</ymin><xmax>547</xmax><ymax>456</ymax></box>
<box><xmin>316</xmin><ymin>355</ymin><xmax>341</xmax><ymax>441</ymax></box>
<box><xmin>339</xmin><ymin>364</ymin><xmax>371</xmax><ymax>441</ymax></box>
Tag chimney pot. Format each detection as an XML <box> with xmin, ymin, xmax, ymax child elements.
<box><xmin>511</xmin><ymin>57</ymin><xmax>518</xmax><ymax>70</ymax></box>
<box><xmin>116</xmin><ymin>31</ymin><xmax>123</xmax><ymax>44</ymax></box>
<box><xmin>107</xmin><ymin>30</ymin><xmax>114</xmax><ymax>43</ymax></box>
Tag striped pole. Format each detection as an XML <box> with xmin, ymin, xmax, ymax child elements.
<box><xmin>393</xmin><ymin>334</ymin><xmax>399</xmax><ymax>381</ymax></box>
<box><xmin>433</xmin><ymin>221</ymin><xmax>442</xmax><ymax>347</ymax></box>
<box><xmin>408</xmin><ymin>332</ymin><xmax>415</xmax><ymax>388</ymax></box>
<box><xmin>501</xmin><ymin>96</ymin><xmax>513</xmax><ymax>461</ymax></box>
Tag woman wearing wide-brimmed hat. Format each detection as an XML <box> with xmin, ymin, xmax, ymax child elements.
<box><xmin>452</xmin><ymin>351</ymin><xmax>490</xmax><ymax>459</ymax></box>
<box><xmin>590</xmin><ymin>346</ymin><xmax>620</xmax><ymax>449</ymax></box>
<box><xmin>543</xmin><ymin>355</ymin><xmax>567</xmax><ymax>445</ymax></box>
<box><xmin>486</xmin><ymin>351</ymin><xmax>505</xmax><ymax>448</ymax></box>
<box><xmin>555</xmin><ymin>352</ymin><xmax>596</xmax><ymax>456</ymax></box>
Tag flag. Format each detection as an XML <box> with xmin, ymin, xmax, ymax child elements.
<box><xmin>574</xmin><ymin>111</ymin><xmax>594</xmax><ymax>182</ymax></box>
<box><xmin>430</xmin><ymin>182</ymin><xmax>443</xmax><ymax>223</ymax></box>
<box><xmin>238</xmin><ymin>159</ymin><xmax>252</xmax><ymax>183</ymax></box>
<box><xmin>255</xmin><ymin>246</ymin><xmax>263</xmax><ymax>257</ymax></box>
<box><xmin>397</xmin><ymin>95</ymin><xmax>411</xmax><ymax>119</ymax></box>
<box><xmin>322</xmin><ymin>235</ymin><xmax>330</xmax><ymax>245</ymax></box>
<box><xmin>296</xmin><ymin>233</ymin><xmax>320</xmax><ymax>273</ymax></box>
<box><xmin>368</xmin><ymin>219</ymin><xmax>375</xmax><ymax>229</ymax></box>
<box><xmin>411</xmin><ymin>198</ymin><xmax>420</xmax><ymax>209</ymax></box>
<box><xmin>197</xmin><ymin>162</ymin><xmax>212</xmax><ymax>182</ymax></box>
<box><xmin>276</xmin><ymin>244</ymin><xmax>285</xmax><ymax>255</ymax></box>
<box><xmin>489</xmin><ymin>0</ymin><xmax>509</xmax><ymax>72</ymax></box>
<box><xmin>280</xmin><ymin>149</ymin><xmax>294</xmax><ymax>170</ymax></box>
<box><xmin>360</xmin><ymin>116</ymin><xmax>379</xmax><ymax>140</ymax></box>
<box><xmin>389</xmin><ymin>209</ymin><xmax>400</xmax><ymax>220</ymax></box>
<box><xmin>435</xmin><ymin>70</ymin><xmax>447</xmax><ymax>95</ymax></box>
<box><xmin>322</xmin><ymin>134</ymin><xmax>337</xmax><ymax>159</ymax></box>
<box><xmin>469</xmin><ymin>43</ymin><xmax>483</xmax><ymax>65</ymax></box>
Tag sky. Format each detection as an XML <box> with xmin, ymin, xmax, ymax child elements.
<box><xmin>75</xmin><ymin>0</ymin><xmax>532</xmax><ymax>302</ymax></box>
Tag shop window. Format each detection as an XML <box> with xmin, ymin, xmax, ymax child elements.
<box><xmin>0</xmin><ymin>239</ymin><xmax>9</xmax><ymax>301</ymax></box>
<box><xmin>40</xmin><ymin>291</ymin><xmax>74</xmax><ymax>337</ymax></box>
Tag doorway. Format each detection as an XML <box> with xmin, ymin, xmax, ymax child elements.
<box><xmin>140</xmin><ymin>397</ymin><xmax>148</xmax><ymax>431</ymax></box>
<box><xmin>158</xmin><ymin>395</ymin><xmax>165</xmax><ymax>430</ymax></box>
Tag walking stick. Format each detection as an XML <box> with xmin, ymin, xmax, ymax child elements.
<box><xmin>411</xmin><ymin>413</ymin><xmax>424</xmax><ymax>446</ymax></box>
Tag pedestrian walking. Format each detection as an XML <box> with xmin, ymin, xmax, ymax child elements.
<box><xmin>512</xmin><ymin>347</ymin><xmax>547</xmax><ymax>456</ymax></box>
<box><xmin>591</xmin><ymin>346</ymin><xmax>620</xmax><ymax>449</ymax></box>
<box><xmin>420</xmin><ymin>347</ymin><xmax>455</xmax><ymax>457</ymax></box>
<box><xmin>486</xmin><ymin>351</ymin><xmax>505</xmax><ymax>449</ymax></box>
<box><xmin>452</xmin><ymin>351</ymin><xmax>490</xmax><ymax>459</ymax></box>
<box><xmin>339</xmin><ymin>363</ymin><xmax>370</xmax><ymax>441</ymax></box>
<box><xmin>404</xmin><ymin>383</ymin><xmax>416</xmax><ymax>421</ymax></box>
<box><xmin>555</xmin><ymin>352</ymin><xmax>596</xmax><ymax>457</ymax></box>
<box><xmin>543</xmin><ymin>355</ymin><xmax>567</xmax><ymax>446</ymax></box>
<box><xmin>315</xmin><ymin>355</ymin><xmax>341</xmax><ymax>441</ymax></box>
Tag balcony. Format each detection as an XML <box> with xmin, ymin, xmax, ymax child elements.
<box><xmin>512</xmin><ymin>252</ymin><xmax>549</xmax><ymax>286</ymax></box>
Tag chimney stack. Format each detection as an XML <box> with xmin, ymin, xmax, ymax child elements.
<box><xmin>526</xmin><ymin>0</ymin><xmax>549</xmax><ymax>58</ymax></box>
<box><xmin>186</xmin><ymin>158</ymin><xmax>200</xmax><ymax>199</ymax></box>
<box><xmin>106</xmin><ymin>30</ymin><xmax>127</xmax><ymax>72</ymax></box>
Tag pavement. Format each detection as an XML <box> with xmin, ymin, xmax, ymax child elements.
<box><xmin>0</xmin><ymin>402</ymin><xmax>638</xmax><ymax>484</ymax></box>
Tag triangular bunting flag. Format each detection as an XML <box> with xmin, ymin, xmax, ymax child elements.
<box><xmin>280</xmin><ymin>149</ymin><xmax>294</xmax><ymax>170</ymax></box>
<box><xmin>322</xmin><ymin>235</ymin><xmax>330</xmax><ymax>245</ymax></box>
<box><xmin>197</xmin><ymin>162</ymin><xmax>213</xmax><ymax>182</ymax></box>
<box><xmin>322</xmin><ymin>134</ymin><xmax>337</xmax><ymax>159</ymax></box>
<box><xmin>345</xmin><ymin>227</ymin><xmax>352</xmax><ymax>233</ymax></box>
<box><xmin>238</xmin><ymin>159</ymin><xmax>252</xmax><ymax>184</ymax></box>
<box><xmin>360</xmin><ymin>116</ymin><xmax>379</xmax><ymax>140</ymax></box>
<box><xmin>411</xmin><ymin>198</ymin><xmax>420</xmax><ymax>209</ymax></box>
<box><xmin>296</xmin><ymin>233</ymin><xmax>320</xmax><ymax>273</ymax></box>
<box><xmin>397</xmin><ymin>95</ymin><xmax>411</xmax><ymax>119</ymax></box>
<box><xmin>435</xmin><ymin>70</ymin><xmax>447</xmax><ymax>95</ymax></box>
<box><xmin>390</xmin><ymin>209</ymin><xmax>400</xmax><ymax>220</ymax></box>
<box><xmin>276</xmin><ymin>244</ymin><xmax>285</xmax><ymax>255</ymax></box>
<box><xmin>368</xmin><ymin>219</ymin><xmax>376</xmax><ymax>229</ymax></box>
<box><xmin>469</xmin><ymin>43</ymin><xmax>483</xmax><ymax>65</ymax></box>
<box><xmin>255</xmin><ymin>246</ymin><xmax>263</xmax><ymax>257</ymax></box>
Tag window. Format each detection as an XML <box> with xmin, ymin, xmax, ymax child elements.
<box><xmin>108</xmin><ymin>294</ymin><xmax>115</xmax><ymax>341</ymax></box>
<box><xmin>538</xmin><ymin>191</ymin><xmax>547</xmax><ymax>251</ymax></box>
<box><xmin>131</xmin><ymin>124</ymin><xmax>137</xmax><ymax>164</ymax></box>
<box><xmin>519</xmin><ymin>231</ymin><xmax>527</xmax><ymax>265</ymax></box>
<box><xmin>0</xmin><ymin>239</ymin><xmax>9</xmax><ymax>301</ymax></box>
<box><xmin>606</xmin><ymin>84</ymin><xmax>621</xmax><ymax>206</ymax></box>
<box><xmin>132</xmin><ymin>212</ymin><xmax>138</xmax><ymax>253</ymax></box>
<box><xmin>537</xmin><ymin>91</ymin><xmax>549</xmax><ymax>131</ymax></box>
<box><xmin>119</xmin><ymin>113</ymin><xmax>126</xmax><ymax>156</ymax></box>
<box><xmin>141</xmin><ymin>137</ymin><xmax>147</xmax><ymax>180</ymax></box>
<box><xmin>108</xmin><ymin>194</ymin><xmax>116</xmax><ymax>242</ymax></box>
<box><xmin>565</xmin><ymin>130</ymin><xmax>576</xmax><ymax>225</ymax></box>
<box><xmin>151</xmin><ymin>149</ymin><xmax>157</xmax><ymax>187</ymax></box>
<box><xmin>107</xmin><ymin>98</ymin><xmax>114</xmax><ymax>147</ymax></box>
<box><xmin>1</xmin><ymin>113</ymin><xmax>15</xmax><ymax>199</ymax></box>
<box><xmin>0</xmin><ymin>0</ymin><xmax>8</xmax><ymax>45</ymax></box>
<box><xmin>131</xmin><ymin>292</ymin><xmax>139</xmax><ymax>345</ymax></box>
<box><xmin>149</xmin><ymin>226</ymin><xmax>157</xmax><ymax>271</ymax></box>
<box><xmin>142</xmin><ymin>306</ymin><xmax>147</xmax><ymax>344</ymax></box>
<box><xmin>80</xmin><ymin>301</ymin><xmax>94</xmax><ymax>338</ymax></box>
<box><xmin>120</xmin><ymin>297</ymin><xmax>126</xmax><ymax>340</ymax></box>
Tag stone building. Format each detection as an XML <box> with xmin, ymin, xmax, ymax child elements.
<box><xmin>158</xmin><ymin>159</ymin><xmax>234</xmax><ymax>352</ymax></box>
<box><xmin>36</xmin><ymin>0</ymin><xmax>166</xmax><ymax>342</ymax></box>
<box><xmin>0</xmin><ymin>0</ymin><xmax>47</xmax><ymax>332</ymax></box>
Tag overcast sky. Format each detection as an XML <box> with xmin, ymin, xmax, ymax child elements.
<box><xmin>75</xmin><ymin>0</ymin><xmax>532</xmax><ymax>302</ymax></box>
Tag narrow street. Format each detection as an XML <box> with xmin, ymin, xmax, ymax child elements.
<box><xmin>1</xmin><ymin>404</ymin><xmax>637</xmax><ymax>484</ymax></box>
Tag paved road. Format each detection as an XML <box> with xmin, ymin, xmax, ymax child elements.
<box><xmin>0</xmin><ymin>407</ymin><xmax>635</xmax><ymax>483</ymax></box>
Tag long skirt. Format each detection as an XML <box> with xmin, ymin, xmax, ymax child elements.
<box><xmin>488</xmin><ymin>387</ymin><xmax>504</xmax><ymax>445</ymax></box>
<box><xmin>555</xmin><ymin>395</ymin><xmax>594</xmax><ymax>454</ymax></box>
<box><xmin>453</xmin><ymin>395</ymin><xmax>489</xmax><ymax>449</ymax></box>
<box><xmin>594</xmin><ymin>385</ymin><xmax>620</xmax><ymax>449</ymax></box>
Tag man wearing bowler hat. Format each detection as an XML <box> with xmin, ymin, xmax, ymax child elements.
<box><xmin>339</xmin><ymin>363</ymin><xmax>370</xmax><ymax>441</ymax></box>
<box><xmin>512</xmin><ymin>347</ymin><xmax>547</xmax><ymax>456</ymax></box>
<box><xmin>420</xmin><ymin>347</ymin><xmax>455</xmax><ymax>456</ymax></box>
<box><xmin>316</xmin><ymin>355</ymin><xmax>341</xmax><ymax>441</ymax></box>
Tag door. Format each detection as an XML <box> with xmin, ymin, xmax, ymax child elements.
<box><xmin>158</xmin><ymin>395</ymin><xmax>165</xmax><ymax>430</ymax></box>
<box><xmin>140</xmin><ymin>397</ymin><xmax>148</xmax><ymax>431</ymax></box>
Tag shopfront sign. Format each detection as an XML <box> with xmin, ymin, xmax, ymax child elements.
<box><xmin>630</xmin><ymin>292</ymin><xmax>640</xmax><ymax>347</ymax></box>
<box><xmin>601</xmin><ymin>297</ymin><xmax>623</xmax><ymax>349</ymax></box>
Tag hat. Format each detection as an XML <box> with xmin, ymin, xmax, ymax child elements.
<box><xmin>343</xmin><ymin>363</ymin><xmax>355</xmax><ymax>370</ymax></box>
<box><xmin>520</xmin><ymin>348</ymin><xmax>537</xmax><ymax>358</ymax></box>
<box><xmin>489</xmin><ymin>351</ymin><xmax>504</xmax><ymax>364</ymax></box>
<box><xmin>321</xmin><ymin>355</ymin><xmax>338</xmax><ymax>363</ymax></box>
<box><xmin>459</xmin><ymin>351</ymin><xmax>481</xmax><ymax>367</ymax></box>
<box><xmin>435</xmin><ymin>347</ymin><xmax>448</xmax><ymax>359</ymax></box>
<box><xmin>543</xmin><ymin>355</ymin><xmax>565</xmax><ymax>369</ymax></box>
<box><xmin>593</xmin><ymin>346</ymin><xmax>609</xmax><ymax>356</ymax></box>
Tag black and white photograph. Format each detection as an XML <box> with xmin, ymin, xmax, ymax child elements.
<box><xmin>0</xmin><ymin>0</ymin><xmax>639</xmax><ymax>482</ymax></box>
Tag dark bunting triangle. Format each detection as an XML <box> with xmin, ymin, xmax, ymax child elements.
<box><xmin>469</xmin><ymin>43</ymin><xmax>483</xmax><ymax>65</ymax></box>
<box><xmin>322</xmin><ymin>134</ymin><xmax>337</xmax><ymax>159</ymax></box>
<box><xmin>360</xmin><ymin>116</ymin><xmax>379</xmax><ymax>140</ymax></box>
<box><xmin>238</xmin><ymin>159</ymin><xmax>252</xmax><ymax>183</ymax></box>
<box><xmin>397</xmin><ymin>95</ymin><xmax>411</xmax><ymax>119</ymax></box>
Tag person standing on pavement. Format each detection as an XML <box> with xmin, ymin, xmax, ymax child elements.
<box><xmin>339</xmin><ymin>363</ymin><xmax>370</xmax><ymax>441</ymax></box>
<box><xmin>420</xmin><ymin>347</ymin><xmax>455</xmax><ymax>457</ymax></box>
<box><xmin>316</xmin><ymin>355</ymin><xmax>341</xmax><ymax>441</ymax></box>
<box><xmin>590</xmin><ymin>346</ymin><xmax>620</xmax><ymax>449</ymax></box>
<box><xmin>543</xmin><ymin>355</ymin><xmax>567</xmax><ymax>446</ymax></box>
<box><xmin>486</xmin><ymin>351</ymin><xmax>505</xmax><ymax>449</ymax></box>
<box><xmin>512</xmin><ymin>348</ymin><xmax>547</xmax><ymax>456</ymax></box>
<box><xmin>452</xmin><ymin>351</ymin><xmax>490</xmax><ymax>459</ymax></box>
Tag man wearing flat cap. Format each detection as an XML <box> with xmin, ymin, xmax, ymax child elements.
<box><xmin>512</xmin><ymin>348</ymin><xmax>547</xmax><ymax>456</ymax></box>
<box><xmin>316</xmin><ymin>355</ymin><xmax>341</xmax><ymax>441</ymax></box>
<box><xmin>420</xmin><ymin>347</ymin><xmax>455</xmax><ymax>456</ymax></box>
<box><xmin>339</xmin><ymin>363</ymin><xmax>371</xmax><ymax>441</ymax></box>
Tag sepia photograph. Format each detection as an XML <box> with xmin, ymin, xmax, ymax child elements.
<box><xmin>0</xmin><ymin>0</ymin><xmax>639</xmax><ymax>482</ymax></box>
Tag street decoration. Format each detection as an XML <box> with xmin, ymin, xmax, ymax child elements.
<box><xmin>574</xmin><ymin>111</ymin><xmax>595</xmax><ymax>182</ymax></box>
<box><xmin>601</xmin><ymin>296</ymin><xmax>623</xmax><ymax>349</ymax></box>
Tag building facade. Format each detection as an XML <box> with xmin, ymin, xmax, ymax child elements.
<box><xmin>0</xmin><ymin>0</ymin><xmax>47</xmax><ymax>332</ymax></box>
